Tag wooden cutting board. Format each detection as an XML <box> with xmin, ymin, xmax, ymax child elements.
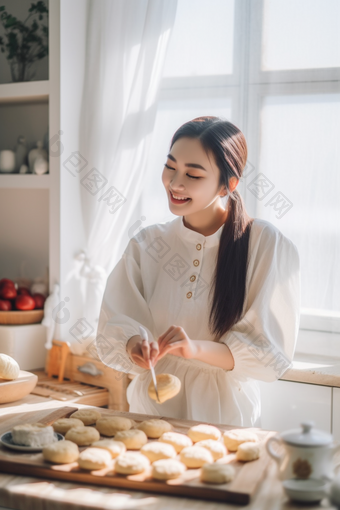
<box><xmin>0</xmin><ymin>407</ymin><xmax>276</xmax><ymax>505</ymax></box>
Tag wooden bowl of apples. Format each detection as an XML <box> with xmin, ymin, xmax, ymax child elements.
<box><xmin>0</xmin><ymin>279</ymin><xmax>46</xmax><ymax>325</ymax></box>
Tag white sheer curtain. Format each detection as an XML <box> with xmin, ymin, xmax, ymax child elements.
<box><xmin>75</xmin><ymin>0</ymin><xmax>177</xmax><ymax>335</ymax></box>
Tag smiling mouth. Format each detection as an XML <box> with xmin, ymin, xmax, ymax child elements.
<box><xmin>169</xmin><ymin>190</ymin><xmax>192</xmax><ymax>204</ymax></box>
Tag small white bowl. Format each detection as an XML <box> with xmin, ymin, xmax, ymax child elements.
<box><xmin>283</xmin><ymin>478</ymin><xmax>330</xmax><ymax>503</ymax></box>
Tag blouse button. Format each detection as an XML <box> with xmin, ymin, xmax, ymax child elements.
<box><xmin>193</xmin><ymin>259</ymin><xmax>200</xmax><ymax>267</ymax></box>
<box><xmin>190</xmin><ymin>275</ymin><xmax>196</xmax><ymax>282</ymax></box>
<box><xmin>196</xmin><ymin>243</ymin><xmax>202</xmax><ymax>250</ymax></box>
<box><xmin>186</xmin><ymin>292</ymin><xmax>192</xmax><ymax>299</ymax></box>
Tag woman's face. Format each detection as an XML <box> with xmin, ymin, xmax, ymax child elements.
<box><xmin>162</xmin><ymin>137</ymin><xmax>227</xmax><ymax>216</ymax></box>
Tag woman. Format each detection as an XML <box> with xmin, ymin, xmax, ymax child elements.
<box><xmin>96</xmin><ymin>116</ymin><xmax>300</xmax><ymax>427</ymax></box>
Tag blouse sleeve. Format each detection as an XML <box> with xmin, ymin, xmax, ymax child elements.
<box><xmin>220</xmin><ymin>224</ymin><xmax>300</xmax><ymax>383</ymax></box>
<box><xmin>95</xmin><ymin>238</ymin><xmax>155</xmax><ymax>376</ymax></box>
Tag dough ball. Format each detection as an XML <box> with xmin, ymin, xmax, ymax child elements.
<box><xmin>65</xmin><ymin>426</ymin><xmax>100</xmax><ymax>446</ymax></box>
<box><xmin>236</xmin><ymin>441</ymin><xmax>260</xmax><ymax>462</ymax></box>
<box><xmin>148</xmin><ymin>374</ymin><xmax>181</xmax><ymax>404</ymax></box>
<box><xmin>115</xmin><ymin>452</ymin><xmax>150</xmax><ymax>475</ymax></box>
<box><xmin>159</xmin><ymin>431</ymin><xmax>193</xmax><ymax>453</ymax></box>
<box><xmin>188</xmin><ymin>424</ymin><xmax>221</xmax><ymax>443</ymax></box>
<box><xmin>152</xmin><ymin>459</ymin><xmax>187</xmax><ymax>480</ymax></box>
<box><xmin>78</xmin><ymin>447</ymin><xmax>112</xmax><ymax>470</ymax></box>
<box><xmin>0</xmin><ymin>353</ymin><xmax>20</xmax><ymax>380</ymax></box>
<box><xmin>200</xmin><ymin>463</ymin><xmax>235</xmax><ymax>484</ymax></box>
<box><xmin>137</xmin><ymin>419</ymin><xmax>172</xmax><ymax>439</ymax></box>
<box><xmin>43</xmin><ymin>440</ymin><xmax>79</xmax><ymax>464</ymax></box>
<box><xmin>223</xmin><ymin>430</ymin><xmax>258</xmax><ymax>452</ymax></box>
<box><xmin>140</xmin><ymin>442</ymin><xmax>177</xmax><ymax>463</ymax></box>
<box><xmin>70</xmin><ymin>409</ymin><xmax>101</xmax><ymax>426</ymax></box>
<box><xmin>91</xmin><ymin>439</ymin><xmax>126</xmax><ymax>459</ymax></box>
<box><xmin>52</xmin><ymin>418</ymin><xmax>83</xmax><ymax>434</ymax></box>
<box><xmin>12</xmin><ymin>423</ymin><xmax>56</xmax><ymax>447</ymax></box>
<box><xmin>96</xmin><ymin>416</ymin><xmax>133</xmax><ymax>437</ymax></box>
<box><xmin>180</xmin><ymin>446</ymin><xmax>213</xmax><ymax>468</ymax></box>
<box><xmin>114</xmin><ymin>429</ymin><xmax>148</xmax><ymax>450</ymax></box>
<box><xmin>195</xmin><ymin>439</ymin><xmax>226</xmax><ymax>461</ymax></box>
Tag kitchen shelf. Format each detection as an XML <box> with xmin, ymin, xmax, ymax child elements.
<box><xmin>0</xmin><ymin>174</ymin><xmax>50</xmax><ymax>189</ymax></box>
<box><xmin>0</xmin><ymin>80</ymin><xmax>49</xmax><ymax>104</ymax></box>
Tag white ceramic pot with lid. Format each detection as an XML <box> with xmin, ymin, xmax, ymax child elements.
<box><xmin>266</xmin><ymin>421</ymin><xmax>340</xmax><ymax>481</ymax></box>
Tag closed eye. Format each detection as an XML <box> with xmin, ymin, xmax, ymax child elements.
<box><xmin>164</xmin><ymin>163</ymin><xmax>201</xmax><ymax>179</ymax></box>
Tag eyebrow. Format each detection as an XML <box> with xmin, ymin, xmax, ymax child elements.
<box><xmin>167</xmin><ymin>153</ymin><xmax>207</xmax><ymax>172</ymax></box>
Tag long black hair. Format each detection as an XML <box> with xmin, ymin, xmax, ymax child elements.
<box><xmin>170</xmin><ymin>116</ymin><xmax>253</xmax><ymax>341</ymax></box>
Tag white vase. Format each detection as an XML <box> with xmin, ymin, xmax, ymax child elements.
<box><xmin>0</xmin><ymin>150</ymin><xmax>16</xmax><ymax>173</ymax></box>
<box><xmin>28</xmin><ymin>141</ymin><xmax>49</xmax><ymax>175</ymax></box>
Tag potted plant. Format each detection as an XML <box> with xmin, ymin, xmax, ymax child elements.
<box><xmin>0</xmin><ymin>1</ymin><xmax>48</xmax><ymax>82</ymax></box>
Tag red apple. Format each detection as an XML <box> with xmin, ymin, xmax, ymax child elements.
<box><xmin>17</xmin><ymin>287</ymin><xmax>31</xmax><ymax>296</ymax></box>
<box><xmin>0</xmin><ymin>284</ymin><xmax>17</xmax><ymax>300</ymax></box>
<box><xmin>32</xmin><ymin>293</ymin><xmax>46</xmax><ymax>309</ymax></box>
<box><xmin>0</xmin><ymin>299</ymin><xmax>12</xmax><ymax>311</ymax></box>
<box><xmin>0</xmin><ymin>278</ymin><xmax>15</xmax><ymax>289</ymax></box>
<box><xmin>15</xmin><ymin>295</ymin><xmax>36</xmax><ymax>311</ymax></box>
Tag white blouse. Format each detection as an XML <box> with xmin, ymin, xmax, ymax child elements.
<box><xmin>96</xmin><ymin>215</ymin><xmax>300</xmax><ymax>427</ymax></box>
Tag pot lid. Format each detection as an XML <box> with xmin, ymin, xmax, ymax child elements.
<box><xmin>281</xmin><ymin>421</ymin><xmax>332</xmax><ymax>447</ymax></box>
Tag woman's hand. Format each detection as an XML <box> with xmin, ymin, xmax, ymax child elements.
<box><xmin>126</xmin><ymin>335</ymin><xmax>159</xmax><ymax>369</ymax></box>
<box><xmin>155</xmin><ymin>325</ymin><xmax>198</xmax><ymax>362</ymax></box>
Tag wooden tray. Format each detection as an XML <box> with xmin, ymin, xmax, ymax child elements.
<box><xmin>0</xmin><ymin>370</ymin><xmax>38</xmax><ymax>404</ymax></box>
<box><xmin>0</xmin><ymin>309</ymin><xmax>44</xmax><ymax>325</ymax></box>
<box><xmin>0</xmin><ymin>407</ymin><xmax>275</xmax><ymax>505</ymax></box>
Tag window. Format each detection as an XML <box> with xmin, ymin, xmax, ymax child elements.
<box><xmin>142</xmin><ymin>0</ymin><xmax>340</xmax><ymax>335</ymax></box>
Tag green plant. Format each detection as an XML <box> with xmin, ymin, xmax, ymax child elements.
<box><xmin>0</xmin><ymin>1</ymin><xmax>48</xmax><ymax>82</ymax></box>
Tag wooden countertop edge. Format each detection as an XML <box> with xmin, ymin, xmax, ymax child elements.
<box><xmin>280</xmin><ymin>367</ymin><xmax>340</xmax><ymax>387</ymax></box>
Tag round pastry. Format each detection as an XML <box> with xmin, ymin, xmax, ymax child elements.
<box><xmin>148</xmin><ymin>374</ymin><xmax>181</xmax><ymax>404</ymax></box>
<box><xmin>115</xmin><ymin>452</ymin><xmax>150</xmax><ymax>475</ymax></box>
<box><xmin>200</xmin><ymin>463</ymin><xmax>235</xmax><ymax>484</ymax></box>
<box><xmin>180</xmin><ymin>446</ymin><xmax>214</xmax><ymax>468</ymax></box>
<box><xmin>159</xmin><ymin>431</ymin><xmax>193</xmax><ymax>453</ymax></box>
<box><xmin>78</xmin><ymin>447</ymin><xmax>112</xmax><ymax>470</ymax></box>
<box><xmin>52</xmin><ymin>418</ymin><xmax>84</xmax><ymax>434</ymax></box>
<box><xmin>0</xmin><ymin>353</ymin><xmax>20</xmax><ymax>380</ymax></box>
<box><xmin>223</xmin><ymin>430</ymin><xmax>258</xmax><ymax>452</ymax></box>
<box><xmin>96</xmin><ymin>416</ymin><xmax>133</xmax><ymax>437</ymax></box>
<box><xmin>91</xmin><ymin>439</ymin><xmax>126</xmax><ymax>459</ymax></box>
<box><xmin>70</xmin><ymin>409</ymin><xmax>101</xmax><ymax>426</ymax></box>
<box><xmin>137</xmin><ymin>419</ymin><xmax>172</xmax><ymax>439</ymax></box>
<box><xmin>236</xmin><ymin>441</ymin><xmax>260</xmax><ymax>462</ymax></box>
<box><xmin>195</xmin><ymin>439</ymin><xmax>226</xmax><ymax>461</ymax></box>
<box><xmin>152</xmin><ymin>459</ymin><xmax>187</xmax><ymax>480</ymax></box>
<box><xmin>114</xmin><ymin>429</ymin><xmax>148</xmax><ymax>450</ymax></box>
<box><xmin>65</xmin><ymin>426</ymin><xmax>100</xmax><ymax>446</ymax></box>
<box><xmin>188</xmin><ymin>424</ymin><xmax>221</xmax><ymax>442</ymax></box>
<box><xmin>43</xmin><ymin>440</ymin><xmax>79</xmax><ymax>464</ymax></box>
<box><xmin>140</xmin><ymin>442</ymin><xmax>177</xmax><ymax>463</ymax></box>
<box><xmin>12</xmin><ymin>423</ymin><xmax>56</xmax><ymax>447</ymax></box>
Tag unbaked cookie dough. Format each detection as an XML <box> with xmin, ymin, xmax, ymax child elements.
<box><xmin>223</xmin><ymin>430</ymin><xmax>258</xmax><ymax>452</ymax></box>
<box><xmin>159</xmin><ymin>431</ymin><xmax>193</xmax><ymax>453</ymax></box>
<box><xmin>137</xmin><ymin>419</ymin><xmax>172</xmax><ymax>439</ymax></box>
<box><xmin>115</xmin><ymin>452</ymin><xmax>150</xmax><ymax>475</ymax></box>
<box><xmin>200</xmin><ymin>463</ymin><xmax>235</xmax><ymax>484</ymax></box>
<box><xmin>148</xmin><ymin>374</ymin><xmax>181</xmax><ymax>404</ymax></box>
<box><xmin>78</xmin><ymin>447</ymin><xmax>112</xmax><ymax>470</ymax></box>
<box><xmin>188</xmin><ymin>424</ymin><xmax>221</xmax><ymax>442</ymax></box>
<box><xmin>65</xmin><ymin>426</ymin><xmax>100</xmax><ymax>446</ymax></box>
<box><xmin>180</xmin><ymin>446</ymin><xmax>214</xmax><ymax>468</ymax></box>
<box><xmin>12</xmin><ymin>423</ymin><xmax>56</xmax><ymax>447</ymax></box>
<box><xmin>52</xmin><ymin>418</ymin><xmax>84</xmax><ymax>434</ymax></box>
<box><xmin>43</xmin><ymin>440</ymin><xmax>79</xmax><ymax>464</ymax></box>
<box><xmin>70</xmin><ymin>409</ymin><xmax>101</xmax><ymax>426</ymax></box>
<box><xmin>195</xmin><ymin>439</ymin><xmax>226</xmax><ymax>461</ymax></box>
<box><xmin>114</xmin><ymin>429</ymin><xmax>148</xmax><ymax>450</ymax></box>
<box><xmin>236</xmin><ymin>441</ymin><xmax>260</xmax><ymax>462</ymax></box>
<box><xmin>96</xmin><ymin>416</ymin><xmax>133</xmax><ymax>437</ymax></box>
<box><xmin>0</xmin><ymin>353</ymin><xmax>20</xmax><ymax>380</ymax></box>
<box><xmin>140</xmin><ymin>441</ymin><xmax>177</xmax><ymax>463</ymax></box>
<box><xmin>91</xmin><ymin>439</ymin><xmax>126</xmax><ymax>459</ymax></box>
<box><xmin>152</xmin><ymin>459</ymin><xmax>187</xmax><ymax>480</ymax></box>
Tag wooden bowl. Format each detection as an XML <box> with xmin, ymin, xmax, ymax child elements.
<box><xmin>0</xmin><ymin>370</ymin><xmax>38</xmax><ymax>404</ymax></box>
<box><xmin>0</xmin><ymin>309</ymin><xmax>44</xmax><ymax>325</ymax></box>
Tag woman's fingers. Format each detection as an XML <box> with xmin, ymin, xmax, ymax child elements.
<box><xmin>141</xmin><ymin>338</ymin><xmax>150</xmax><ymax>362</ymax></box>
<box><xmin>149</xmin><ymin>341</ymin><xmax>159</xmax><ymax>364</ymax></box>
